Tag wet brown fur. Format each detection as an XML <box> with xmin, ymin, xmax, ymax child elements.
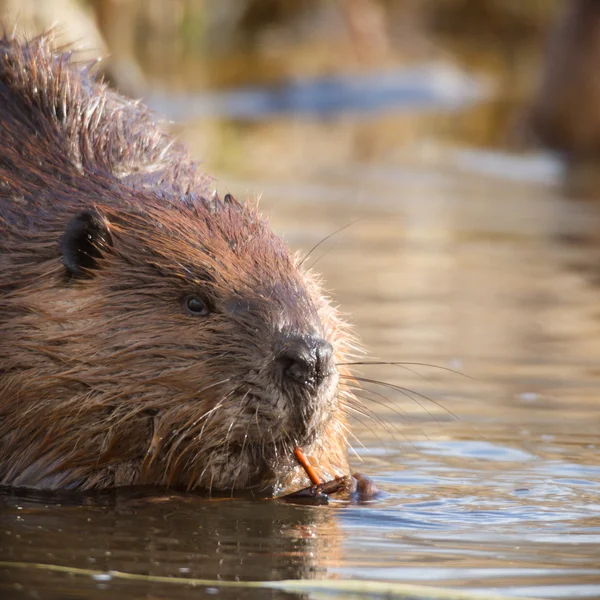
<box><xmin>0</xmin><ymin>33</ymin><xmax>355</xmax><ymax>493</ymax></box>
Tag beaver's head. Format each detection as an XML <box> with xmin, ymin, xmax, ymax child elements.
<box><xmin>0</xmin><ymin>33</ymin><xmax>353</xmax><ymax>493</ymax></box>
<box><xmin>2</xmin><ymin>190</ymin><xmax>352</xmax><ymax>492</ymax></box>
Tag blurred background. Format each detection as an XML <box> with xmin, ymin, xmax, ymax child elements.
<box><xmin>0</xmin><ymin>0</ymin><xmax>578</xmax><ymax>178</ymax></box>
<box><xmin>3</xmin><ymin>3</ymin><xmax>600</xmax><ymax>599</ymax></box>
<box><xmin>3</xmin><ymin>1</ymin><xmax>600</xmax><ymax>185</ymax></box>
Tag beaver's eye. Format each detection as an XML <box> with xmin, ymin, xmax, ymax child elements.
<box><xmin>183</xmin><ymin>295</ymin><xmax>210</xmax><ymax>316</ymax></box>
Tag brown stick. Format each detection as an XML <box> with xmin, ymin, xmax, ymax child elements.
<box><xmin>293</xmin><ymin>447</ymin><xmax>322</xmax><ymax>486</ymax></box>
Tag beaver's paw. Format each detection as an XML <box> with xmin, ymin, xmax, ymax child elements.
<box><xmin>280</xmin><ymin>473</ymin><xmax>380</xmax><ymax>505</ymax></box>
<box><xmin>349</xmin><ymin>472</ymin><xmax>380</xmax><ymax>502</ymax></box>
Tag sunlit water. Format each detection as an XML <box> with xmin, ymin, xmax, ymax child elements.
<box><xmin>2</xmin><ymin>69</ymin><xmax>600</xmax><ymax>600</ymax></box>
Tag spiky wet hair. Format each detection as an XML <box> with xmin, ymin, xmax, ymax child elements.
<box><xmin>0</xmin><ymin>31</ymin><xmax>210</xmax><ymax>199</ymax></box>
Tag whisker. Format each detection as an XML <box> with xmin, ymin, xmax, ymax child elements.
<box><xmin>342</xmin><ymin>394</ymin><xmax>408</xmax><ymax>442</ymax></box>
<box><xmin>299</xmin><ymin>218</ymin><xmax>362</xmax><ymax>267</ymax></box>
<box><xmin>344</xmin><ymin>396</ymin><xmax>419</xmax><ymax>446</ymax></box>
<box><xmin>338</xmin><ymin>420</ymin><xmax>364</xmax><ymax>460</ymax></box>
<box><xmin>224</xmin><ymin>392</ymin><xmax>255</xmax><ymax>499</ymax></box>
<box><xmin>148</xmin><ymin>380</ymin><xmax>233</xmax><ymax>478</ymax></box>
<box><xmin>343</xmin><ymin>406</ymin><xmax>395</xmax><ymax>451</ymax></box>
<box><xmin>339</xmin><ymin>387</ymin><xmax>404</xmax><ymax>440</ymax></box>
<box><xmin>339</xmin><ymin>361</ymin><xmax>473</xmax><ymax>380</ymax></box>
<box><xmin>345</xmin><ymin>392</ymin><xmax>431</xmax><ymax>446</ymax></box>
<box><xmin>306</xmin><ymin>245</ymin><xmax>338</xmax><ymax>271</ymax></box>
<box><xmin>342</xmin><ymin>375</ymin><xmax>459</xmax><ymax>421</ymax></box>
<box><xmin>341</xmin><ymin>361</ymin><xmax>433</xmax><ymax>383</ymax></box>
<box><xmin>268</xmin><ymin>427</ymin><xmax>279</xmax><ymax>462</ymax></box>
<box><xmin>230</xmin><ymin>403</ymin><xmax>258</xmax><ymax>493</ymax></box>
<box><xmin>224</xmin><ymin>390</ymin><xmax>251</xmax><ymax>456</ymax></box>
<box><xmin>171</xmin><ymin>391</ymin><xmax>236</xmax><ymax>485</ymax></box>
<box><xmin>341</xmin><ymin>381</ymin><xmax>409</xmax><ymax>419</ymax></box>
<box><xmin>352</xmin><ymin>378</ymin><xmax>439</xmax><ymax>424</ymax></box>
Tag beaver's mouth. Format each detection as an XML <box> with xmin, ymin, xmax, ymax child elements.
<box><xmin>216</xmin><ymin>388</ymin><xmax>314</xmax><ymax>449</ymax></box>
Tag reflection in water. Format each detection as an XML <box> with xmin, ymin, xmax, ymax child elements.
<box><xmin>0</xmin><ymin>490</ymin><xmax>340</xmax><ymax>600</ymax></box>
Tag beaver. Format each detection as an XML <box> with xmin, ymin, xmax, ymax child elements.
<box><xmin>0</xmin><ymin>33</ymin><xmax>358</xmax><ymax>496</ymax></box>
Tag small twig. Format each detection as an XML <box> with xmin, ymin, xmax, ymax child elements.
<box><xmin>294</xmin><ymin>446</ymin><xmax>322</xmax><ymax>485</ymax></box>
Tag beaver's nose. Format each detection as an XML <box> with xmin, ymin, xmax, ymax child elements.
<box><xmin>277</xmin><ymin>336</ymin><xmax>333</xmax><ymax>389</ymax></box>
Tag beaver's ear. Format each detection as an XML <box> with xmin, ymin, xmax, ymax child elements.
<box><xmin>60</xmin><ymin>209</ymin><xmax>113</xmax><ymax>277</ymax></box>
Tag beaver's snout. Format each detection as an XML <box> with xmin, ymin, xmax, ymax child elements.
<box><xmin>276</xmin><ymin>335</ymin><xmax>334</xmax><ymax>391</ymax></box>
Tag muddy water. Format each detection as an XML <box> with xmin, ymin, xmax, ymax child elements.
<box><xmin>2</xmin><ymin>79</ymin><xmax>600</xmax><ymax>599</ymax></box>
